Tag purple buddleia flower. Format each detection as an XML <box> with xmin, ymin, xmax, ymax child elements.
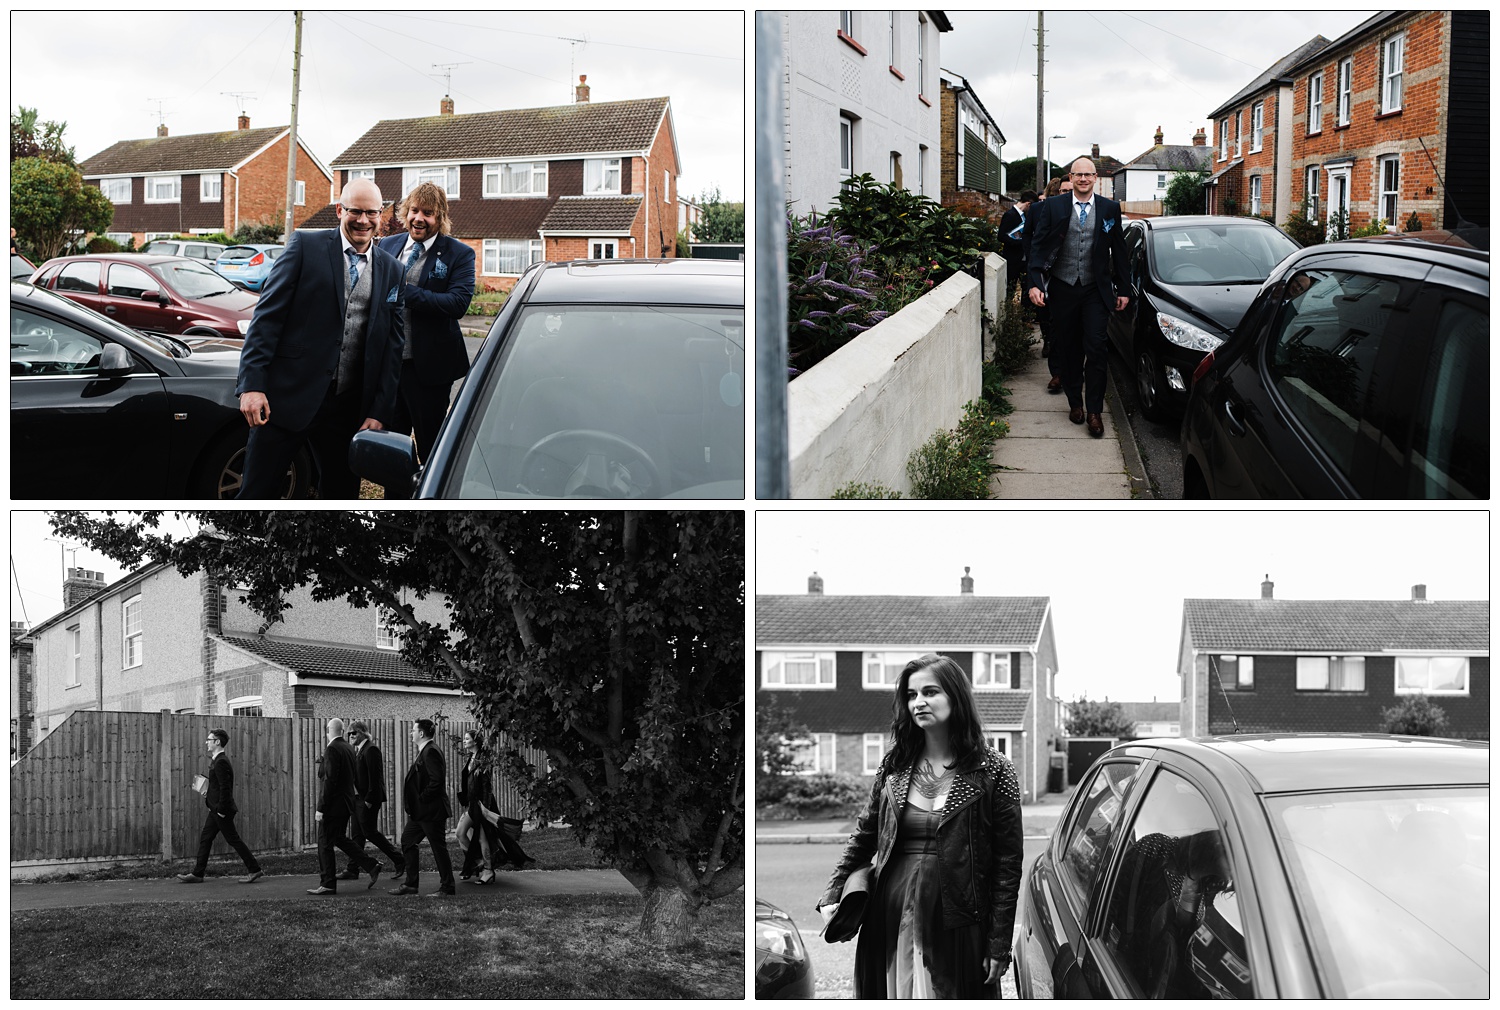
<box><xmin>804</xmin><ymin>310</ymin><xmax>833</xmax><ymax>319</ymax></box>
<box><xmin>835</xmin><ymin>303</ymin><xmax>864</xmax><ymax>315</ymax></box>
<box><xmin>821</xmin><ymin>280</ymin><xmax>875</xmax><ymax>299</ymax></box>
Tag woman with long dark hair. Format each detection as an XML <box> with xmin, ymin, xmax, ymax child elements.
<box><xmin>458</xmin><ymin>730</ymin><xmax>534</xmax><ymax>882</ymax></box>
<box><xmin>818</xmin><ymin>654</ymin><xmax>1024</xmax><ymax>998</ymax></box>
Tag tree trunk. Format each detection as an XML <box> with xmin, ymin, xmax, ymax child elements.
<box><xmin>637</xmin><ymin>879</ymin><xmax>701</xmax><ymax>947</ymax></box>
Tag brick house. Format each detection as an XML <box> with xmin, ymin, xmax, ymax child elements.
<box><xmin>16</xmin><ymin>563</ymin><xmax>462</xmax><ymax>752</ymax></box>
<box><xmin>1178</xmin><ymin>578</ymin><xmax>1488</xmax><ymax>740</ymax></box>
<box><xmin>1284</xmin><ymin>10</ymin><xmax>1489</xmax><ymax>237</ymax></box>
<box><xmin>78</xmin><ymin>116</ymin><xmax>334</xmax><ymax>247</ymax></box>
<box><xmin>756</xmin><ymin>568</ymin><xmax>1063</xmax><ymax>803</ymax></box>
<box><xmin>307</xmin><ymin>82</ymin><xmax>680</xmax><ymax>292</ymax></box>
<box><xmin>938</xmin><ymin>68</ymin><xmax>1005</xmax><ymax>211</ymax></box>
<box><xmin>1112</xmin><ymin>126</ymin><xmax>1212</xmax><ymax>208</ymax></box>
<box><xmin>1206</xmin><ymin>36</ymin><xmax>1334</xmax><ymax>223</ymax></box>
<box><xmin>1118</xmin><ymin>700</ymin><xmax>1181</xmax><ymax>738</ymax></box>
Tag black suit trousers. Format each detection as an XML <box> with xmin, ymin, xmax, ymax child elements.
<box><xmin>345</xmin><ymin>797</ymin><xmax>403</xmax><ymax>871</ymax></box>
<box><xmin>400</xmin><ymin>816</ymin><xmax>455</xmax><ymax>891</ymax></box>
<box><xmin>389</xmin><ymin>359</ymin><xmax>455</xmax><ymax>464</ymax></box>
<box><xmin>318</xmin><ymin>806</ymin><xmax>375</xmax><ymax>889</ymax></box>
<box><xmin>239</xmin><ymin>381</ymin><xmax>364</xmax><ymax>500</ymax></box>
<box><xmin>193</xmin><ymin>810</ymin><xmax>260</xmax><ymax>875</ymax></box>
<box><xmin>1048</xmin><ymin>279</ymin><xmax>1110</xmax><ymax>413</ymax></box>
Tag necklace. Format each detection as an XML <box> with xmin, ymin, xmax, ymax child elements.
<box><xmin>912</xmin><ymin>759</ymin><xmax>955</xmax><ymax>799</ymax></box>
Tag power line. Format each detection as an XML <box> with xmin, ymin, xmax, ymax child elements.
<box><xmin>1087</xmin><ymin>12</ymin><xmax>1209</xmax><ymax>104</ymax></box>
<box><xmin>1118</xmin><ymin>13</ymin><xmax>1265</xmax><ymax>71</ymax></box>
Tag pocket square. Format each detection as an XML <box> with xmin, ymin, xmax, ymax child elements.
<box><xmin>1103</xmin><ymin>219</ymin><xmax>1116</xmax><ymax>233</ymax></box>
<box><xmin>431</xmin><ymin>259</ymin><xmax>449</xmax><ymax>280</ymax></box>
<box><xmin>386</xmin><ymin>286</ymin><xmax>399</xmax><ymax>303</ymax></box>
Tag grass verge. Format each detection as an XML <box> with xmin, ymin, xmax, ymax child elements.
<box><xmin>11</xmin><ymin>892</ymin><xmax>742</xmax><ymax>998</ymax></box>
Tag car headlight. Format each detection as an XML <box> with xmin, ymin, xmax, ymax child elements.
<box><xmin>236</xmin><ymin>319</ymin><xmax>250</xmax><ymax>335</ymax></box>
<box><xmin>1156</xmin><ymin>311</ymin><xmax>1223</xmax><ymax>353</ymax></box>
<box><xmin>756</xmin><ymin>912</ymin><xmax>807</xmax><ymax>963</ymax></box>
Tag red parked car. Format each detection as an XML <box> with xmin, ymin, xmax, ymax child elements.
<box><xmin>28</xmin><ymin>253</ymin><xmax>257</xmax><ymax>339</ymax></box>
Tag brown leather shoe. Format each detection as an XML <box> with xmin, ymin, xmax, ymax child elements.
<box><xmin>1068</xmin><ymin>405</ymin><xmax>1085</xmax><ymax>424</ymax></box>
<box><xmin>1046</xmin><ymin>375</ymin><xmax>1062</xmax><ymax>394</ymax></box>
<box><xmin>1087</xmin><ymin>413</ymin><xmax>1105</xmax><ymax>437</ymax></box>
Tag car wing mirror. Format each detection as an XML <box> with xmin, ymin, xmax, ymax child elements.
<box><xmin>349</xmin><ymin>429</ymin><xmax>418</xmax><ymax>499</ymax></box>
<box><xmin>98</xmin><ymin>343</ymin><xmax>134</xmax><ymax>376</ymax></box>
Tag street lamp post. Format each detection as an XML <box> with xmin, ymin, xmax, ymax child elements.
<box><xmin>1047</xmin><ymin>135</ymin><xmax>1066</xmax><ymax>183</ymax></box>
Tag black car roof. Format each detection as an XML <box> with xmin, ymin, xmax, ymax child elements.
<box><xmin>1112</xmin><ymin>733</ymin><xmax>1488</xmax><ymax>795</ymax></box>
<box><xmin>1136</xmin><ymin>215</ymin><xmax>1282</xmax><ymax>231</ymax></box>
<box><xmin>524</xmin><ymin>258</ymin><xmax>744</xmax><ymax>306</ymax></box>
<box><xmin>1288</xmin><ymin>236</ymin><xmax>1490</xmax><ymax>277</ymax></box>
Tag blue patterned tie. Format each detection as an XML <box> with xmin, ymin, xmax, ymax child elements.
<box><xmin>1078</xmin><ymin>202</ymin><xmax>1089</xmax><ymax>228</ymax></box>
<box><xmin>405</xmin><ymin>241</ymin><xmax>422</xmax><ymax>272</ymax></box>
<box><xmin>345</xmin><ymin>248</ymin><xmax>362</xmax><ymax>288</ymax></box>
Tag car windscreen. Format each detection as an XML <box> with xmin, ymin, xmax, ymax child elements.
<box><xmin>447</xmin><ymin>303</ymin><xmax>745</xmax><ymax>498</ymax></box>
<box><xmin>1266</xmin><ymin>786</ymin><xmax>1487</xmax><ymax>997</ymax></box>
<box><xmin>150</xmin><ymin>258</ymin><xmax>239</xmax><ymax>298</ymax></box>
<box><xmin>1150</xmin><ymin>225</ymin><xmax>1300</xmax><ymax>285</ymax></box>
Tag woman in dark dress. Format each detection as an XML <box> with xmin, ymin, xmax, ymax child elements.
<box><xmin>818</xmin><ymin>654</ymin><xmax>1024</xmax><ymax>998</ymax></box>
<box><xmin>458</xmin><ymin>731</ymin><xmax>533</xmax><ymax>882</ymax></box>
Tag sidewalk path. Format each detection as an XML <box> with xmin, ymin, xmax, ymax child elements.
<box><xmin>10</xmin><ymin>868</ymin><xmax>638</xmax><ymax>912</ymax></box>
<box><xmin>989</xmin><ymin>336</ymin><xmax>1152</xmax><ymax>499</ymax></box>
<box><xmin>757</xmin><ymin>785</ymin><xmax>1076</xmax><ymax>843</ymax></box>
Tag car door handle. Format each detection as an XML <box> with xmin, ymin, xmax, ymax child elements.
<box><xmin>1223</xmin><ymin>399</ymin><xmax>1246</xmax><ymax>437</ymax></box>
<box><xmin>104</xmin><ymin>306</ymin><xmax>116</xmax><ymax>314</ymax></box>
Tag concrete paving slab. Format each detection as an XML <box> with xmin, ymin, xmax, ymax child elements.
<box><xmin>992</xmin><ymin>471</ymin><xmax>1133</xmax><ymax>499</ymax></box>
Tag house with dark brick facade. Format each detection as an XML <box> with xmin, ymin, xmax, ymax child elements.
<box><xmin>15</xmin><ymin>562</ymin><xmax>461</xmax><ymax>754</ymax></box>
<box><xmin>756</xmin><ymin>568</ymin><xmax>1063</xmax><ymax>803</ymax></box>
<box><xmin>1178</xmin><ymin>578</ymin><xmax>1488</xmax><ymax>740</ymax></box>
<box><xmin>78</xmin><ymin>116</ymin><xmax>334</xmax><ymax>248</ymax></box>
<box><xmin>308</xmin><ymin>81</ymin><xmax>680</xmax><ymax>292</ymax></box>
<box><xmin>1283</xmin><ymin>10</ymin><xmax>1489</xmax><ymax>237</ymax></box>
<box><xmin>938</xmin><ymin>68</ymin><xmax>1005</xmax><ymax>211</ymax></box>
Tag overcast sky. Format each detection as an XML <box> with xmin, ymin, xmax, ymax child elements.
<box><xmin>11</xmin><ymin>11</ymin><xmax>745</xmax><ymax>202</ymax></box>
<box><xmin>938</xmin><ymin>10</ymin><xmax>1376</xmax><ymax>169</ymax></box>
<box><xmin>755</xmin><ymin>509</ymin><xmax>1490</xmax><ymax>705</ymax></box>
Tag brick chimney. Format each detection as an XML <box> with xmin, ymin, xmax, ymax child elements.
<box><xmin>156</xmin><ymin>124</ymin><xmax>169</xmax><ymax>138</ymax></box>
<box><xmin>575</xmin><ymin>74</ymin><xmax>590</xmax><ymax>103</ymax></box>
<box><xmin>237</xmin><ymin>113</ymin><xmax>250</xmax><ymax>131</ymax></box>
<box><xmin>1260</xmin><ymin>575</ymin><xmax>1274</xmax><ymax>600</ymax></box>
<box><xmin>63</xmin><ymin>568</ymin><xmax>107</xmax><ymax>610</ymax></box>
<box><xmin>10</xmin><ymin>621</ymin><xmax>28</xmax><ymax>642</ymax></box>
<box><xmin>1412</xmin><ymin>584</ymin><xmax>1429</xmax><ymax>602</ymax></box>
<box><xmin>960</xmin><ymin>566</ymin><xmax>974</xmax><ymax>595</ymax></box>
<box><xmin>808</xmin><ymin>571</ymin><xmax>824</xmax><ymax>595</ymax></box>
<box><xmin>1154</xmin><ymin>125</ymin><xmax>1164</xmax><ymax>146</ymax></box>
<box><xmin>1091</xmin><ymin>143</ymin><xmax>1100</xmax><ymax>159</ymax></box>
<box><xmin>1192</xmin><ymin>125</ymin><xmax>1207</xmax><ymax>146</ymax></box>
<box><xmin>440</xmin><ymin>95</ymin><xmax>455</xmax><ymax>115</ymax></box>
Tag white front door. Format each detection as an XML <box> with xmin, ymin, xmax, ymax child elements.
<box><xmin>1326</xmin><ymin>167</ymin><xmax>1351</xmax><ymax>239</ymax></box>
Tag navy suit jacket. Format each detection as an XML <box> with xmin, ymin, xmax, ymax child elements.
<box><xmin>1026</xmin><ymin>193</ymin><xmax>1130</xmax><ymax>310</ymax></box>
<box><xmin>378</xmin><ymin>232</ymin><xmax>475</xmax><ymax>384</ymax></box>
<box><xmin>236</xmin><ymin>228</ymin><xmax>406</xmax><ymax>432</ymax></box>
<box><xmin>204</xmin><ymin>752</ymin><xmax>238</xmax><ymax>816</ymax></box>
<box><xmin>318</xmin><ymin>736</ymin><xmax>360</xmax><ymax>817</ymax></box>
<box><xmin>354</xmin><ymin>740</ymin><xmax>388</xmax><ymax>806</ymax></box>
<box><xmin>403</xmin><ymin>741</ymin><xmax>448</xmax><ymax>823</ymax></box>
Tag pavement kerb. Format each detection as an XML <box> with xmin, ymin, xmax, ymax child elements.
<box><xmin>1106</xmin><ymin>363</ymin><xmax>1155</xmax><ymax>499</ymax></box>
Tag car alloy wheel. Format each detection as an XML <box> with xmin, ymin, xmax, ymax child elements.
<box><xmin>1136</xmin><ymin>347</ymin><xmax>1167</xmax><ymax>422</ymax></box>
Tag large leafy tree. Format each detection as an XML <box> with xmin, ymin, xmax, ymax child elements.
<box><xmin>12</xmin><ymin>157</ymin><xmax>114</xmax><ymax>261</ymax></box>
<box><xmin>691</xmin><ymin>186</ymin><xmax>745</xmax><ymax>244</ymax></box>
<box><xmin>50</xmin><ymin>510</ymin><xmax>745</xmax><ymax>945</ymax></box>
<box><xmin>1064</xmin><ymin>697</ymin><xmax>1136</xmax><ymax>740</ymax></box>
<box><xmin>11</xmin><ymin>106</ymin><xmax>76</xmax><ymax>166</ymax></box>
<box><xmin>1163</xmin><ymin>169</ymin><xmax>1209</xmax><ymax>216</ymax></box>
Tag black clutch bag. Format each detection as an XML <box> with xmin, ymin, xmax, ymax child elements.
<box><xmin>821</xmin><ymin>863</ymin><xmax>874</xmax><ymax>944</ymax></box>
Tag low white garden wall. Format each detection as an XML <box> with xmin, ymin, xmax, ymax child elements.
<box><xmin>789</xmin><ymin>253</ymin><xmax>1000</xmax><ymax>497</ymax></box>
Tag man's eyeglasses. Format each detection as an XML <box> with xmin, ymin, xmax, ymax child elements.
<box><xmin>1071</xmin><ymin>172</ymin><xmax>1097</xmax><ymax>179</ymax></box>
<box><xmin>340</xmin><ymin>205</ymin><xmax>382</xmax><ymax>219</ymax></box>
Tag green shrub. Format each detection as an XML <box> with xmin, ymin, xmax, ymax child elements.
<box><xmin>1281</xmin><ymin>209</ymin><xmax>1324</xmax><ymax>247</ymax></box>
<box><xmin>777</xmin><ymin>772</ymin><xmax>871</xmax><ymax>814</ymax></box>
<box><xmin>1380</xmin><ymin>694</ymin><xmax>1450</xmax><ymax>736</ymax></box>
<box><xmin>1326</xmin><ymin>208</ymin><xmax>1349</xmax><ymax>241</ymax></box>
<box><xmin>826</xmin><ymin>173</ymin><xmax>988</xmax><ymax>279</ymax></box>
<box><xmin>906</xmin><ymin>400</ymin><xmax>1004</xmax><ymax>499</ymax></box>
<box><xmin>786</xmin><ymin>210</ymin><xmax>891</xmax><ymax>377</ymax></box>
<box><xmin>831</xmin><ymin>481</ymin><xmax>903</xmax><ymax>499</ymax></box>
<box><xmin>85</xmin><ymin>235</ymin><xmax>123</xmax><ymax>253</ymax></box>
<box><xmin>990</xmin><ymin>290</ymin><xmax>1036</xmax><ymax>378</ymax></box>
<box><xmin>1351</xmin><ymin>217</ymin><xmax>1389</xmax><ymax>238</ymax></box>
<box><xmin>1403</xmin><ymin>211</ymin><xmax>1423</xmax><ymax>233</ymax></box>
<box><xmin>230</xmin><ymin>219</ymin><xmax>284</xmax><ymax>245</ymax></box>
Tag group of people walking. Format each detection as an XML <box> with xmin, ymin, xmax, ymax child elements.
<box><xmin>178</xmin><ymin>718</ymin><xmax>530</xmax><ymax>895</ymax></box>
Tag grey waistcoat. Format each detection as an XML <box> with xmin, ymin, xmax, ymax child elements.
<box><xmin>1051</xmin><ymin>201</ymin><xmax>1096</xmax><ymax>289</ymax></box>
<box><xmin>338</xmin><ymin>253</ymin><xmax>373</xmax><ymax>395</ymax></box>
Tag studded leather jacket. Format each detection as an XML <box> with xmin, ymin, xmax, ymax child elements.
<box><xmin>819</xmin><ymin>746</ymin><xmax>1025</xmax><ymax>959</ymax></box>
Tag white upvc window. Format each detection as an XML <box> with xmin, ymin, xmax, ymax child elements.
<box><xmin>864</xmin><ymin>651</ymin><xmax>921</xmax><ymax>689</ymax></box>
<box><xmin>1304</xmin><ymin>165</ymin><xmax>1320</xmax><ymax>222</ymax></box>
<box><xmin>1218</xmin><ymin>118</ymin><xmax>1229</xmax><ymax>161</ymax></box>
<box><xmin>983</xmin><ymin>732</ymin><xmax>1008</xmax><ymax>755</ymax></box>
<box><xmin>376</xmin><ymin>606</ymin><xmax>404</xmax><ymax>650</ymax></box>
<box><xmin>862</xmin><ymin>733</ymin><xmax>886</xmax><ymax>775</ymax></box>
<box><xmin>67</xmin><ymin>626</ymin><xmax>82</xmax><ymax>687</ymax></box>
<box><xmin>972</xmin><ymin>651</ymin><xmax>1011</xmax><ymax>690</ymax></box>
<box><xmin>144</xmin><ymin>175</ymin><xmax>180</xmax><ymax>203</ymax></box>
<box><xmin>1234</xmin><ymin>113</ymin><xmax>1242</xmax><ymax>158</ymax></box>
<box><xmin>1377</xmin><ymin>154</ymin><xmax>1400</xmax><ymax>225</ymax></box>
<box><xmin>122</xmin><ymin>595</ymin><xmax>143</xmax><ymax>668</ymax></box>
<box><xmin>294</xmin><ymin>180</ymin><xmax>306</xmax><ymax>206</ymax></box>
<box><xmin>839</xmin><ymin>115</ymin><xmax>855</xmax><ymax>178</ymax></box>
<box><xmin>100</xmin><ymin>178</ymin><xmax>131</xmax><ymax>203</ymax></box>
<box><xmin>347</xmin><ymin>168</ymin><xmax>376</xmax><ymax>182</ymax></box>
<box><xmin>917</xmin><ymin>144</ymin><xmax>927</xmax><ymax>196</ymax></box>
<box><xmin>588</xmin><ymin>238</ymin><xmax>619</xmax><ymax>260</ymax></box>
<box><xmin>229</xmin><ymin>696</ymin><xmax>263</xmax><ymax>717</ymax></box>
<box><xmin>761</xmin><ymin>651</ymin><xmax>836</xmax><ymax>689</ymax></box>
<box><xmin>402</xmin><ymin>165</ymin><xmax>460</xmax><ymax>199</ymax></box>
<box><xmin>1251</xmin><ymin>101</ymin><xmax>1264</xmax><ymax>152</ymax></box>
<box><xmin>839</xmin><ymin>11</ymin><xmax>854</xmax><ymax>37</ymax></box>
<box><xmin>916</xmin><ymin>13</ymin><xmax>926</xmax><ymax>93</ymax></box>
<box><xmin>482</xmin><ymin>238</ymin><xmax>543</xmax><ymax>276</ymax></box>
<box><xmin>1157</xmin><ymin>173</ymin><xmax>1167</xmax><ymax>191</ymax></box>
<box><xmin>1337</xmin><ymin>58</ymin><xmax>1353</xmax><ymax>126</ymax></box>
<box><xmin>200</xmin><ymin>175</ymin><xmax>221</xmax><ymax>202</ymax></box>
<box><xmin>1295</xmin><ymin>655</ymin><xmax>1365</xmax><ymax>692</ymax></box>
<box><xmin>1308</xmin><ymin>72</ymin><xmax>1324</xmax><ymax>133</ymax></box>
<box><xmin>1250</xmin><ymin>175</ymin><xmax>1263</xmax><ymax>216</ymax></box>
<box><xmin>484</xmin><ymin>161</ymin><xmax>548</xmax><ymax>197</ymax></box>
<box><xmin>1217</xmin><ymin>654</ymin><xmax>1254</xmax><ymax>689</ymax></box>
<box><xmin>1395</xmin><ymin>656</ymin><xmax>1470</xmax><ymax>695</ymax></box>
<box><xmin>887</xmin><ymin>11</ymin><xmax>896</xmax><ymax>67</ymax></box>
<box><xmin>583</xmin><ymin>157</ymin><xmax>622</xmax><ymax>195</ymax></box>
<box><xmin>792</xmin><ymin>733</ymin><xmax>836</xmax><ymax>774</ymax></box>
<box><xmin>1381</xmin><ymin>33</ymin><xmax>1405</xmax><ymax>112</ymax></box>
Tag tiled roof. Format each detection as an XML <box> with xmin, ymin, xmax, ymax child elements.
<box><xmin>756</xmin><ymin>595</ymin><xmax>1049</xmax><ymax>647</ymax></box>
<box><xmin>540</xmin><ymin>195</ymin><xmax>643</xmax><ymax>233</ymax></box>
<box><xmin>1117</xmin><ymin>145</ymin><xmax>1213</xmax><ymax>173</ymax></box>
<box><xmin>216</xmin><ymin>634</ymin><xmax>458</xmax><ymax>688</ymax></box>
<box><xmin>1182</xmin><ymin>599</ymin><xmax>1489</xmax><ymax>653</ymax></box>
<box><xmin>765</xmin><ymin>687</ymin><xmax>1031</xmax><ymax>733</ymax></box>
<box><xmin>1120</xmin><ymin>701</ymin><xmax>1180</xmax><ymax>722</ymax></box>
<box><xmin>975</xmin><ymin>690</ymin><xmax>1031</xmax><ymax>728</ymax></box>
<box><xmin>80</xmin><ymin>126</ymin><xmax>290</xmax><ymax>177</ymax></box>
<box><xmin>331</xmin><ymin>97</ymin><xmax>669</xmax><ymax>166</ymax></box>
<box><xmin>1209</xmin><ymin>36</ymin><xmax>1334</xmax><ymax>118</ymax></box>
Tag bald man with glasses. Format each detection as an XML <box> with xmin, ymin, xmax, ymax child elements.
<box><xmin>234</xmin><ymin>178</ymin><xmax>406</xmax><ymax>497</ymax></box>
<box><xmin>1027</xmin><ymin>157</ymin><xmax>1130</xmax><ymax>437</ymax></box>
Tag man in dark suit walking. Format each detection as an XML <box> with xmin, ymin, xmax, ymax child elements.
<box><xmin>377</xmin><ymin>182</ymin><xmax>475</xmax><ymax>463</ymax></box>
<box><xmin>338</xmin><ymin>721</ymin><xmax>405</xmax><ymax>881</ymax></box>
<box><xmin>308</xmin><ymin>718</ymin><xmax>381</xmax><ymax>894</ymax></box>
<box><xmin>998</xmin><ymin>189</ymin><xmax>1037</xmax><ymax>307</ymax></box>
<box><xmin>177</xmin><ymin>728</ymin><xmax>263</xmax><ymax>884</ymax></box>
<box><xmin>235</xmin><ymin>177</ymin><xmax>406</xmax><ymax>498</ymax></box>
<box><xmin>389</xmin><ymin>718</ymin><xmax>455</xmax><ymax>897</ymax></box>
<box><xmin>1027</xmin><ymin>157</ymin><xmax>1131</xmax><ymax>438</ymax></box>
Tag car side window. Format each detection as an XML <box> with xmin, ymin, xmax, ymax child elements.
<box><xmin>11</xmin><ymin>308</ymin><xmax>105</xmax><ymax>377</ymax></box>
<box><xmin>1058</xmin><ymin>761</ymin><xmax>1140</xmax><ymax>910</ymax></box>
<box><xmin>55</xmin><ymin>262</ymin><xmax>101</xmax><ymax>294</ymax></box>
<box><xmin>1100</xmin><ymin>768</ymin><xmax>1251</xmax><ymax>999</ymax></box>
<box><xmin>108</xmin><ymin>263</ymin><xmax>158</xmax><ymax>299</ymax></box>
<box><xmin>1405</xmin><ymin>290</ymin><xmax>1486</xmax><ymax>499</ymax></box>
<box><xmin>1267</xmin><ymin>268</ymin><xmax>1403</xmax><ymax>481</ymax></box>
